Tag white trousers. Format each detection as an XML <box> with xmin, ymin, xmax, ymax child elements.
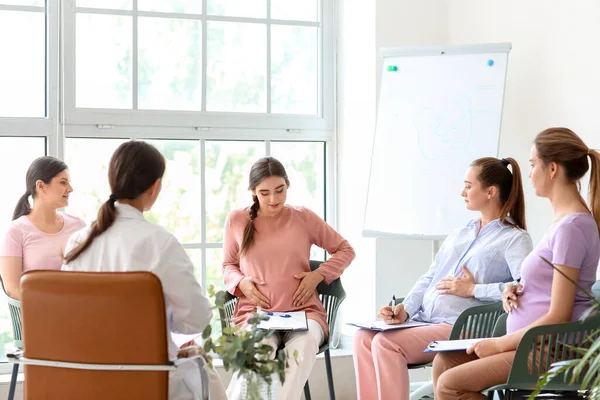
<box><xmin>171</xmin><ymin>359</ymin><xmax>227</xmax><ymax>400</ymax></box>
<box><xmin>226</xmin><ymin>319</ymin><xmax>325</xmax><ymax>400</ymax></box>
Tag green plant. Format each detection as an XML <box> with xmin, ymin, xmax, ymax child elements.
<box><xmin>528</xmin><ymin>256</ymin><xmax>600</xmax><ymax>399</ymax></box>
<box><xmin>200</xmin><ymin>286</ymin><xmax>292</xmax><ymax>400</ymax></box>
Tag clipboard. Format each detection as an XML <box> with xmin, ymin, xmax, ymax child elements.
<box><xmin>424</xmin><ymin>338</ymin><xmax>483</xmax><ymax>353</ymax></box>
<box><xmin>347</xmin><ymin>320</ymin><xmax>431</xmax><ymax>332</ymax></box>
<box><xmin>257</xmin><ymin>311</ymin><xmax>309</xmax><ymax>331</ymax></box>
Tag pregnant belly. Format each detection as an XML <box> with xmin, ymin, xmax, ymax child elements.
<box><xmin>260</xmin><ymin>275</ymin><xmax>301</xmax><ymax>311</ymax></box>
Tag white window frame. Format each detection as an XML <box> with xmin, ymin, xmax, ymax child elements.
<box><xmin>0</xmin><ymin>1</ymin><xmax>59</xmax><ymax>152</ymax></box>
<box><xmin>61</xmin><ymin>0</ymin><xmax>335</xmax><ymax>133</ymax></box>
<box><xmin>0</xmin><ymin>0</ymin><xmax>60</xmax><ymax>375</ymax></box>
<box><xmin>0</xmin><ymin>0</ymin><xmax>338</xmax><ymax>374</ymax></box>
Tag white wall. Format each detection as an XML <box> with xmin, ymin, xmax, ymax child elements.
<box><xmin>338</xmin><ymin>0</ymin><xmax>450</xmax><ymax>326</ymax></box>
<box><xmin>338</xmin><ymin>0</ymin><xmax>600</xmax><ymax>333</ymax></box>
<box><xmin>336</xmin><ymin>0</ymin><xmax>377</xmax><ymax>327</ymax></box>
<box><xmin>448</xmin><ymin>0</ymin><xmax>600</xmax><ymax>245</ymax></box>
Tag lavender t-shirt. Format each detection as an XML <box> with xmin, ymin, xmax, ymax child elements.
<box><xmin>507</xmin><ymin>213</ymin><xmax>600</xmax><ymax>333</ymax></box>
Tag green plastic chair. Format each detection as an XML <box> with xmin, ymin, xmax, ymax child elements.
<box><xmin>0</xmin><ymin>275</ymin><xmax>22</xmax><ymax>400</ymax></box>
<box><xmin>486</xmin><ymin>312</ymin><xmax>600</xmax><ymax>399</ymax></box>
<box><xmin>219</xmin><ymin>260</ymin><xmax>345</xmax><ymax>400</ymax></box>
<box><xmin>391</xmin><ymin>297</ymin><xmax>505</xmax><ymax>400</ymax></box>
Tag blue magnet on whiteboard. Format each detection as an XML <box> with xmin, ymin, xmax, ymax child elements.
<box><xmin>487</xmin><ymin>59</ymin><xmax>494</xmax><ymax>67</ymax></box>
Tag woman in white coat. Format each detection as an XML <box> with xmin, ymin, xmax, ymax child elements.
<box><xmin>62</xmin><ymin>140</ymin><xmax>226</xmax><ymax>400</ymax></box>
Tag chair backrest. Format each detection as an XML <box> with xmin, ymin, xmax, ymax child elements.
<box><xmin>449</xmin><ymin>301</ymin><xmax>505</xmax><ymax>340</ymax></box>
<box><xmin>492</xmin><ymin>312</ymin><xmax>507</xmax><ymax>337</ymax></box>
<box><xmin>20</xmin><ymin>270</ymin><xmax>170</xmax><ymax>400</ymax></box>
<box><xmin>219</xmin><ymin>260</ymin><xmax>346</xmax><ymax>340</ymax></box>
<box><xmin>506</xmin><ymin>313</ymin><xmax>600</xmax><ymax>390</ymax></box>
<box><xmin>0</xmin><ymin>275</ymin><xmax>23</xmax><ymax>349</ymax></box>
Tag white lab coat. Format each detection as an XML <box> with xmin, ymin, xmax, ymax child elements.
<box><xmin>62</xmin><ymin>203</ymin><xmax>213</xmax><ymax>400</ymax></box>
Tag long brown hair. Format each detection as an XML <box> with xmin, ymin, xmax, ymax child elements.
<box><xmin>534</xmin><ymin>127</ymin><xmax>600</xmax><ymax>234</ymax></box>
<box><xmin>64</xmin><ymin>141</ymin><xmax>166</xmax><ymax>263</ymax></box>
<box><xmin>13</xmin><ymin>156</ymin><xmax>68</xmax><ymax>220</ymax></box>
<box><xmin>239</xmin><ymin>157</ymin><xmax>290</xmax><ymax>257</ymax></box>
<box><xmin>470</xmin><ymin>157</ymin><xmax>527</xmax><ymax>230</ymax></box>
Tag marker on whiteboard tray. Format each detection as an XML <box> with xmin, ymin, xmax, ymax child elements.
<box><xmin>487</xmin><ymin>59</ymin><xmax>494</xmax><ymax>67</ymax></box>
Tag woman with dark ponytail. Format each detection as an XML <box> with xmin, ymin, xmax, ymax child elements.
<box><xmin>353</xmin><ymin>156</ymin><xmax>533</xmax><ymax>400</ymax></box>
<box><xmin>223</xmin><ymin>157</ymin><xmax>356</xmax><ymax>400</ymax></box>
<box><xmin>0</xmin><ymin>156</ymin><xmax>85</xmax><ymax>299</ymax></box>
<box><xmin>62</xmin><ymin>140</ymin><xmax>225</xmax><ymax>400</ymax></box>
<box><xmin>433</xmin><ymin>128</ymin><xmax>600</xmax><ymax>399</ymax></box>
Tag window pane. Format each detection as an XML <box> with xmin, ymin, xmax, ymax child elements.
<box><xmin>270</xmin><ymin>141</ymin><xmax>325</xmax><ymax>218</ymax></box>
<box><xmin>76</xmin><ymin>0</ymin><xmax>132</xmax><ymax>9</ymax></box>
<box><xmin>271</xmin><ymin>25</ymin><xmax>318</xmax><ymax>115</ymax></box>
<box><xmin>65</xmin><ymin>138</ymin><xmax>128</xmax><ymax>223</ymax></box>
<box><xmin>205</xmin><ymin>141</ymin><xmax>264</xmax><ymax>242</ymax></box>
<box><xmin>0</xmin><ymin>137</ymin><xmax>45</xmax><ymax>361</ymax></box>
<box><xmin>205</xmin><ymin>247</ymin><xmax>228</xmax><ymax>337</ymax></box>
<box><xmin>207</xmin><ymin>0</ymin><xmax>265</xmax><ymax>18</ymax></box>
<box><xmin>0</xmin><ymin>137</ymin><xmax>46</xmax><ymax>227</ymax></box>
<box><xmin>144</xmin><ymin>140</ymin><xmax>202</xmax><ymax>244</ymax></box>
<box><xmin>206</xmin><ymin>247</ymin><xmax>225</xmax><ymax>294</ymax></box>
<box><xmin>271</xmin><ymin>141</ymin><xmax>326</xmax><ymax>261</ymax></box>
<box><xmin>0</xmin><ymin>11</ymin><xmax>45</xmax><ymax>118</ymax></box>
<box><xmin>138</xmin><ymin>18</ymin><xmax>202</xmax><ymax>111</ymax></box>
<box><xmin>138</xmin><ymin>0</ymin><xmax>202</xmax><ymax>14</ymax></box>
<box><xmin>206</xmin><ymin>22</ymin><xmax>266</xmax><ymax>113</ymax></box>
<box><xmin>76</xmin><ymin>14</ymin><xmax>132</xmax><ymax>109</ymax></box>
<box><xmin>271</xmin><ymin>0</ymin><xmax>318</xmax><ymax>22</ymax></box>
<box><xmin>185</xmin><ymin>248</ymin><xmax>203</xmax><ymax>284</ymax></box>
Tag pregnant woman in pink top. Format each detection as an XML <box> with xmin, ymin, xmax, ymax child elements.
<box><xmin>432</xmin><ymin>128</ymin><xmax>600</xmax><ymax>399</ymax></box>
<box><xmin>0</xmin><ymin>157</ymin><xmax>85</xmax><ymax>299</ymax></box>
<box><xmin>223</xmin><ymin>157</ymin><xmax>355</xmax><ymax>400</ymax></box>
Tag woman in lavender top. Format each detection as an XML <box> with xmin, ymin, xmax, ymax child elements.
<box><xmin>433</xmin><ymin>127</ymin><xmax>600</xmax><ymax>400</ymax></box>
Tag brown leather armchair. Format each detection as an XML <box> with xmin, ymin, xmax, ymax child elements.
<box><xmin>11</xmin><ymin>270</ymin><xmax>208</xmax><ymax>400</ymax></box>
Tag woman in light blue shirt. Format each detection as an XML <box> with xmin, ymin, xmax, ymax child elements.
<box><xmin>353</xmin><ymin>157</ymin><xmax>533</xmax><ymax>400</ymax></box>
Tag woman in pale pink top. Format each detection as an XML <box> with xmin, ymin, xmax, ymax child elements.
<box><xmin>0</xmin><ymin>156</ymin><xmax>85</xmax><ymax>299</ymax></box>
<box><xmin>223</xmin><ymin>157</ymin><xmax>355</xmax><ymax>400</ymax></box>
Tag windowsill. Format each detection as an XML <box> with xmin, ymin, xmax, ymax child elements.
<box><xmin>0</xmin><ymin>372</ymin><xmax>22</xmax><ymax>384</ymax></box>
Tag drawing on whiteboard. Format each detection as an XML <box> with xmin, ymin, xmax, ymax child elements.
<box><xmin>413</xmin><ymin>95</ymin><xmax>472</xmax><ymax>160</ymax></box>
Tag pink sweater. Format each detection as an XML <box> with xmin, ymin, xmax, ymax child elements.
<box><xmin>223</xmin><ymin>205</ymin><xmax>355</xmax><ymax>337</ymax></box>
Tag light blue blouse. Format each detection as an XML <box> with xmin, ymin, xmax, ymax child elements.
<box><xmin>403</xmin><ymin>218</ymin><xmax>533</xmax><ymax>324</ymax></box>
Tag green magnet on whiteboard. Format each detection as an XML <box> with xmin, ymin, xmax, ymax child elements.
<box><xmin>387</xmin><ymin>65</ymin><xmax>398</xmax><ymax>72</ymax></box>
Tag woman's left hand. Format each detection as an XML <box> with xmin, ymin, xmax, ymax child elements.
<box><xmin>293</xmin><ymin>271</ymin><xmax>324</xmax><ymax>307</ymax></box>
<box><xmin>436</xmin><ymin>266</ymin><xmax>476</xmax><ymax>297</ymax></box>
<box><xmin>467</xmin><ymin>338</ymin><xmax>502</xmax><ymax>358</ymax></box>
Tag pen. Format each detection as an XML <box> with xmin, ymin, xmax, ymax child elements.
<box><xmin>392</xmin><ymin>295</ymin><xmax>396</xmax><ymax>320</ymax></box>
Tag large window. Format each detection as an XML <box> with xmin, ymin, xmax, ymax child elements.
<box><xmin>63</xmin><ymin>0</ymin><xmax>331</xmax><ymax>130</ymax></box>
<box><xmin>0</xmin><ymin>0</ymin><xmax>334</xmax><ymax>362</ymax></box>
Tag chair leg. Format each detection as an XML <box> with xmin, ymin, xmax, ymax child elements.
<box><xmin>324</xmin><ymin>349</ymin><xmax>336</xmax><ymax>400</ymax></box>
<box><xmin>303</xmin><ymin>380</ymin><xmax>311</xmax><ymax>400</ymax></box>
<box><xmin>8</xmin><ymin>363</ymin><xmax>18</xmax><ymax>400</ymax></box>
